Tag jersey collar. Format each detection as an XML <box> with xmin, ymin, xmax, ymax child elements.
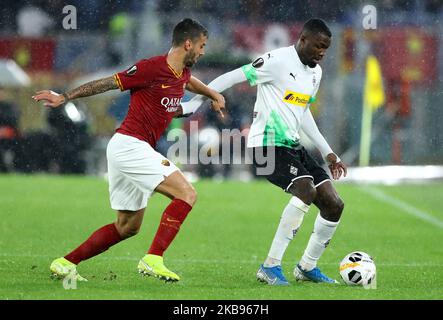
<box><xmin>164</xmin><ymin>54</ymin><xmax>184</xmax><ymax>79</ymax></box>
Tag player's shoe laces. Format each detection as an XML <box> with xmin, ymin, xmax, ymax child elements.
<box><xmin>138</xmin><ymin>254</ymin><xmax>180</xmax><ymax>282</ymax></box>
<box><xmin>50</xmin><ymin>257</ymin><xmax>88</xmax><ymax>281</ymax></box>
<box><xmin>256</xmin><ymin>264</ymin><xmax>290</xmax><ymax>286</ymax></box>
<box><xmin>294</xmin><ymin>263</ymin><xmax>339</xmax><ymax>284</ymax></box>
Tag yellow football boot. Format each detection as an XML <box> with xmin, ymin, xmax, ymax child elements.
<box><xmin>50</xmin><ymin>257</ymin><xmax>88</xmax><ymax>282</ymax></box>
<box><xmin>138</xmin><ymin>254</ymin><xmax>180</xmax><ymax>282</ymax></box>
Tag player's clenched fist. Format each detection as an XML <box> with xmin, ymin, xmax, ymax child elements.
<box><xmin>32</xmin><ymin>90</ymin><xmax>66</xmax><ymax>108</ymax></box>
<box><xmin>326</xmin><ymin>153</ymin><xmax>347</xmax><ymax>180</ymax></box>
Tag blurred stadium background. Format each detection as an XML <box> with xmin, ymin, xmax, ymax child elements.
<box><xmin>0</xmin><ymin>0</ymin><xmax>442</xmax><ymax>181</ymax></box>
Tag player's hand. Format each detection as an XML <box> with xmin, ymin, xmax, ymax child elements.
<box><xmin>210</xmin><ymin>92</ymin><xmax>226</xmax><ymax>118</ymax></box>
<box><xmin>326</xmin><ymin>153</ymin><xmax>347</xmax><ymax>180</ymax></box>
<box><xmin>32</xmin><ymin>90</ymin><xmax>66</xmax><ymax>108</ymax></box>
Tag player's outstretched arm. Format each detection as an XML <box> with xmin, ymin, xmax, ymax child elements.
<box><xmin>301</xmin><ymin>109</ymin><xmax>347</xmax><ymax>180</ymax></box>
<box><xmin>32</xmin><ymin>76</ymin><xmax>119</xmax><ymax>108</ymax></box>
<box><xmin>181</xmin><ymin>68</ymin><xmax>247</xmax><ymax>116</ymax></box>
<box><xmin>186</xmin><ymin>76</ymin><xmax>226</xmax><ymax>117</ymax></box>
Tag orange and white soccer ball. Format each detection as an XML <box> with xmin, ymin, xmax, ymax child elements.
<box><xmin>339</xmin><ymin>251</ymin><xmax>376</xmax><ymax>287</ymax></box>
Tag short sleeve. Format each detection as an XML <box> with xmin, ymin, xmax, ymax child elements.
<box><xmin>241</xmin><ymin>53</ymin><xmax>276</xmax><ymax>86</ymax></box>
<box><xmin>114</xmin><ymin>59</ymin><xmax>156</xmax><ymax>91</ymax></box>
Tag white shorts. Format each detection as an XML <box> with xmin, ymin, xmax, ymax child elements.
<box><xmin>106</xmin><ymin>133</ymin><xmax>179</xmax><ymax>211</ymax></box>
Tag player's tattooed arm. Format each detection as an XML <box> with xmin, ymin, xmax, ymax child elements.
<box><xmin>32</xmin><ymin>76</ymin><xmax>119</xmax><ymax>108</ymax></box>
<box><xmin>63</xmin><ymin>76</ymin><xmax>119</xmax><ymax>101</ymax></box>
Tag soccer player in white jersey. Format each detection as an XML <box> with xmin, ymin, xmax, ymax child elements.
<box><xmin>180</xmin><ymin>19</ymin><xmax>347</xmax><ymax>285</ymax></box>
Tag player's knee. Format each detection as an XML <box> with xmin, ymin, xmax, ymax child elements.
<box><xmin>305</xmin><ymin>186</ymin><xmax>317</xmax><ymax>204</ymax></box>
<box><xmin>120</xmin><ymin>225</ymin><xmax>140</xmax><ymax>239</ymax></box>
<box><xmin>181</xmin><ymin>186</ymin><xmax>197</xmax><ymax>207</ymax></box>
<box><xmin>323</xmin><ymin>197</ymin><xmax>344</xmax><ymax>221</ymax></box>
<box><xmin>115</xmin><ymin>221</ymin><xmax>141</xmax><ymax>239</ymax></box>
<box><xmin>333</xmin><ymin>198</ymin><xmax>345</xmax><ymax>216</ymax></box>
<box><xmin>289</xmin><ymin>179</ymin><xmax>316</xmax><ymax>204</ymax></box>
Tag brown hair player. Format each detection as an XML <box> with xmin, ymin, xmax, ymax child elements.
<box><xmin>33</xmin><ymin>18</ymin><xmax>225</xmax><ymax>283</ymax></box>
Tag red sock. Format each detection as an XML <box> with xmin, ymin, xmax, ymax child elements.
<box><xmin>64</xmin><ymin>223</ymin><xmax>122</xmax><ymax>265</ymax></box>
<box><xmin>148</xmin><ymin>199</ymin><xmax>192</xmax><ymax>256</ymax></box>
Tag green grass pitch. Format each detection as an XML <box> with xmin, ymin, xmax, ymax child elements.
<box><xmin>1</xmin><ymin>175</ymin><xmax>442</xmax><ymax>300</ymax></box>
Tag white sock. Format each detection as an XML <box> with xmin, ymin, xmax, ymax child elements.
<box><xmin>264</xmin><ymin>197</ymin><xmax>310</xmax><ymax>267</ymax></box>
<box><xmin>299</xmin><ymin>213</ymin><xmax>339</xmax><ymax>271</ymax></box>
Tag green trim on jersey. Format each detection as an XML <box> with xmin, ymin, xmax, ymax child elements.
<box><xmin>263</xmin><ymin>110</ymin><xmax>299</xmax><ymax>147</ymax></box>
<box><xmin>241</xmin><ymin>64</ymin><xmax>257</xmax><ymax>86</ymax></box>
<box><xmin>308</xmin><ymin>96</ymin><xmax>316</xmax><ymax>104</ymax></box>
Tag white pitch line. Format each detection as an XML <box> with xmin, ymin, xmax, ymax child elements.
<box><xmin>0</xmin><ymin>253</ymin><xmax>442</xmax><ymax>267</ymax></box>
<box><xmin>359</xmin><ymin>186</ymin><xmax>443</xmax><ymax>230</ymax></box>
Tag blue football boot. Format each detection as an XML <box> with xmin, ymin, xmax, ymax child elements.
<box><xmin>256</xmin><ymin>264</ymin><xmax>290</xmax><ymax>286</ymax></box>
<box><xmin>294</xmin><ymin>264</ymin><xmax>339</xmax><ymax>284</ymax></box>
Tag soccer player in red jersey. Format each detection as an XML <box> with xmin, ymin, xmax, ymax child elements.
<box><xmin>33</xmin><ymin>18</ymin><xmax>225</xmax><ymax>282</ymax></box>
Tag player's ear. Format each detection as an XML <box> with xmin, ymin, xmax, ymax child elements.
<box><xmin>184</xmin><ymin>39</ymin><xmax>193</xmax><ymax>51</ymax></box>
<box><xmin>299</xmin><ymin>33</ymin><xmax>307</xmax><ymax>46</ymax></box>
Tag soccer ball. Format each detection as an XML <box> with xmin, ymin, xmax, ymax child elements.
<box><xmin>339</xmin><ymin>251</ymin><xmax>376</xmax><ymax>287</ymax></box>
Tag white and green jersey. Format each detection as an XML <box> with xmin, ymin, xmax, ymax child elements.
<box><xmin>241</xmin><ymin>45</ymin><xmax>322</xmax><ymax>148</ymax></box>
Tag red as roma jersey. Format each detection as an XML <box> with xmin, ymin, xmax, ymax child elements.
<box><xmin>114</xmin><ymin>55</ymin><xmax>191</xmax><ymax>147</ymax></box>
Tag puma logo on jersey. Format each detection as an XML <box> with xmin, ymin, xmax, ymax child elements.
<box><xmin>289</xmin><ymin>73</ymin><xmax>296</xmax><ymax>80</ymax></box>
<box><xmin>161</xmin><ymin>84</ymin><xmax>172</xmax><ymax>89</ymax></box>
<box><xmin>252</xmin><ymin>57</ymin><xmax>264</xmax><ymax>68</ymax></box>
<box><xmin>283</xmin><ymin>90</ymin><xmax>311</xmax><ymax>107</ymax></box>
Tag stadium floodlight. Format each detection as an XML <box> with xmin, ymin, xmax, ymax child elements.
<box><xmin>64</xmin><ymin>102</ymin><xmax>85</xmax><ymax>123</ymax></box>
